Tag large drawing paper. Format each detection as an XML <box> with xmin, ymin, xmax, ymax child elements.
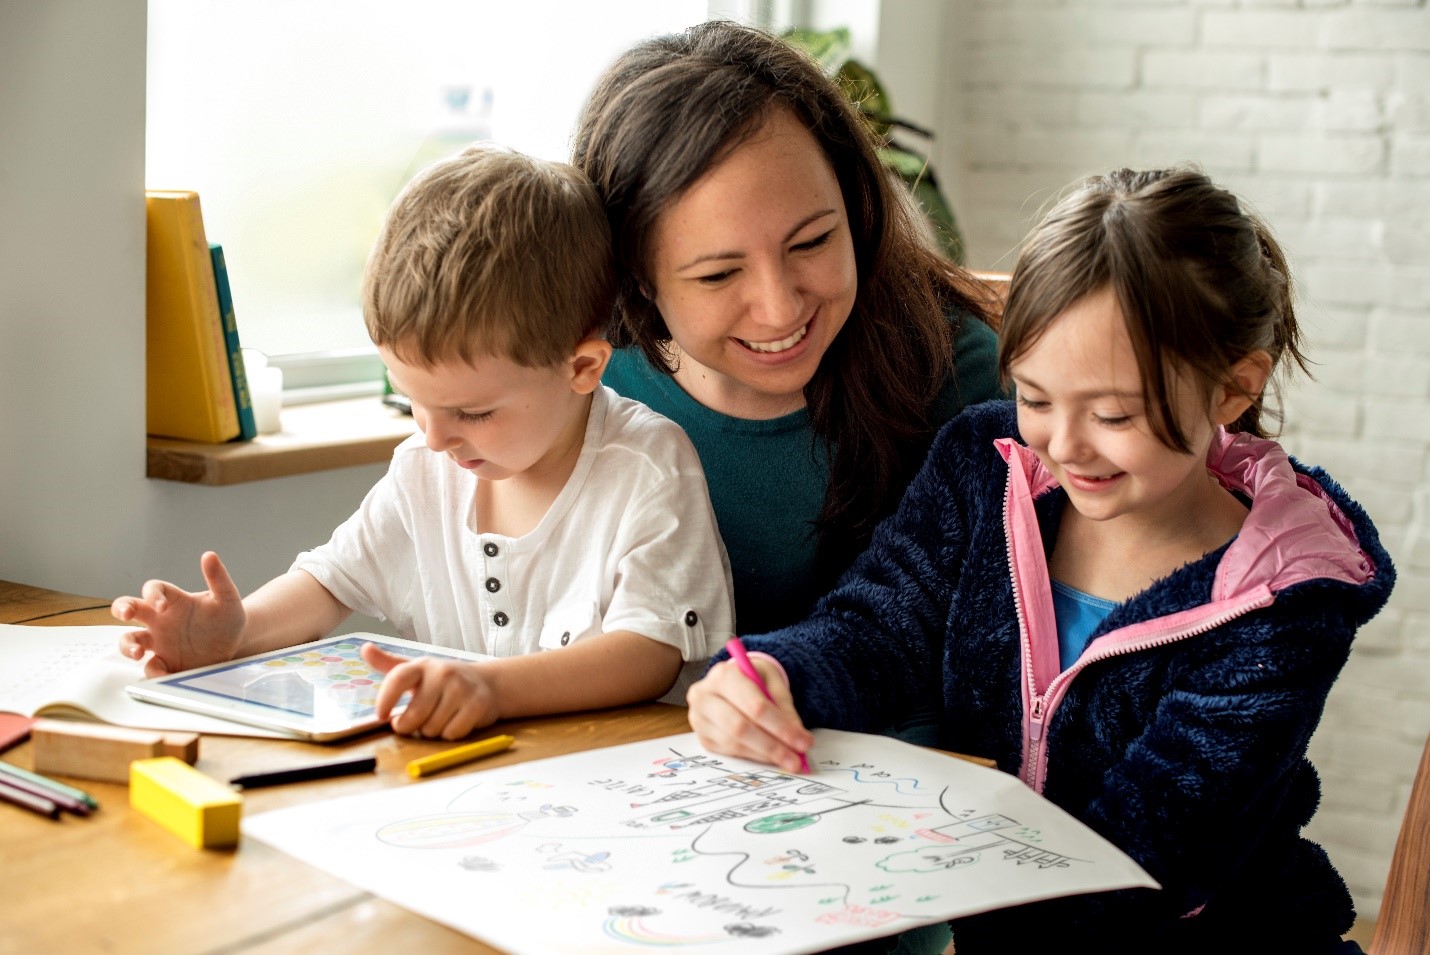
<box><xmin>244</xmin><ymin>729</ymin><xmax>1158</xmax><ymax>954</ymax></box>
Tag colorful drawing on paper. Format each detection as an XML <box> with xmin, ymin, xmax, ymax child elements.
<box><xmin>243</xmin><ymin>730</ymin><xmax>1158</xmax><ymax>955</ymax></box>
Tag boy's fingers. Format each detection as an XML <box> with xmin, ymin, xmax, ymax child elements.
<box><xmin>360</xmin><ymin>642</ymin><xmax>405</xmax><ymax>673</ymax></box>
<box><xmin>372</xmin><ymin>658</ymin><xmax>421</xmax><ymax>720</ymax></box>
<box><xmin>118</xmin><ymin>630</ymin><xmax>150</xmax><ymax>659</ymax></box>
<box><xmin>139</xmin><ymin>579</ymin><xmax>177</xmax><ymax>609</ymax></box>
<box><xmin>363</xmin><ymin>644</ymin><xmax>417</xmax><ymax>722</ymax></box>
<box><xmin>446</xmin><ymin>703</ymin><xmax>487</xmax><ymax>741</ymax></box>
<box><xmin>391</xmin><ymin>678</ymin><xmax>436</xmax><ymax>735</ymax></box>
<box><xmin>199</xmin><ymin>551</ymin><xmax>241</xmax><ymax>602</ymax></box>
<box><xmin>113</xmin><ymin>596</ymin><xmax>161</xmax><ymax>629</ymax></box>
<box><xmin>420</xmin><ymin>688</ymin><xmax>466</xmax><ymax>740</ymax></box>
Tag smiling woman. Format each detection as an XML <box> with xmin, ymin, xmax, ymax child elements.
<box><xmin>646</xmin><ymin>108</ymin><xmax>859</xmax><ymax>422</ymax></box>
<box><xmin>577</xmin><ymin>20</ymin><xmax>1003</xmax><ymax>637</ymax></box>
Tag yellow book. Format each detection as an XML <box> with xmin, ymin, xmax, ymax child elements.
<box><xmin>145</xmin><ymin>190</ymin><xmax>239</xmax><ymax>442</ymax></box>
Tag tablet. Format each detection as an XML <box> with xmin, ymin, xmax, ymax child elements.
<box><xmin>126</xmin><ymin>634</ymin><xmax>494</xmax><ymax>741</ymax></box>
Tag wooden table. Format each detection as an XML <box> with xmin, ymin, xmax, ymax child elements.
<box><xmin>0</xmin><ymin>581</ymin><xmax>691</xmax><ymax>955</ymax></box>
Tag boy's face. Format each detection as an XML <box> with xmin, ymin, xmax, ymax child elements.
<box><xmin>380</xmin><ymin>345</ymin><xmax>599</xmax><ymax>483</ymax></box>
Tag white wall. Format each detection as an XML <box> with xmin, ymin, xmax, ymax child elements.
<box><xmin>874</xmin><ymin>0</ymin><xmax>953</xmax><ymax>170</ymax></box>
<box><xmin>0</xmin><ymin>0</ymin><xmax>387</xmax><ymax>632</ymax></box>
<box><xmin>938</xmin><ymin>0</ymin><xmax>1430</xmax><ymax>921</ymax></box>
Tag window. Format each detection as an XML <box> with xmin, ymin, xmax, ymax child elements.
<box><xmin>146</xmin><ymin>1</ymin><xmax>715</xmax><ymax>392</ymax></box>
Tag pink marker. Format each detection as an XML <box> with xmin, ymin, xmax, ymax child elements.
<box><xmin>724</xmin><ymin>637</ymin><xmax>810</xmax><ymax>774</ymax></box>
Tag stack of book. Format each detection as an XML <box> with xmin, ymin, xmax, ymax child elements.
<box><xmin>145</xmin><ymin>190</ymin><xmax>257</xmax><ymax>443</ymax></box>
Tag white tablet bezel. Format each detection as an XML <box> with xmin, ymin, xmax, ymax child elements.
<box><xmin>126</xmin><ymin>633</ymin><xmax>493</xmax><ymax>741</ymax></box>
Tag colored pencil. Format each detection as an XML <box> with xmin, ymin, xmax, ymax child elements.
<box><xmin>0</xmin><ymin>777</ymin><xmax>60</xmax><ymax>820</ymax></box>
<box><xmin>0</xmin><ymin>771</ymin><xmax>90</xmax><ymax>815</ymax></box>
<box><xmin>0</xmin><ymin>760</ymin><xmax>98</xmax><ymax>811</ymax></box>
<box><xmin>406</xmin><ymin>734</ymin><xmax>514</xmax><ymax>779</ymax></box>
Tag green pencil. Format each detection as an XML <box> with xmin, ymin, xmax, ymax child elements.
<box><xmin>0</xmin><ymin>760</ymin><xmax>99</xmax><ymax>810</ymax></box>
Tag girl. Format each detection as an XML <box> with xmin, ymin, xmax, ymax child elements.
<box><xmin>687</xmin><ymin>167</ymin><xmax>1394</xmax><ymax>954</ymax></box>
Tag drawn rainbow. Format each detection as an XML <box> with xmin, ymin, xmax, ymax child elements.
<box><xmin>602</xmin><ymin>916</ymin><xmax>728</xmax><ymax>946</ymax></box>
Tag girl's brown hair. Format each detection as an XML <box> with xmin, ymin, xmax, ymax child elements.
<box><xmin>999</xmin><ymin>166</ymin><xmax>1308</xmax><ymax>450</ymax></box>
<box><xmin>572</xmin><ymin>19</ymin><xmax>992</xmax><ymax>574</ymax></box>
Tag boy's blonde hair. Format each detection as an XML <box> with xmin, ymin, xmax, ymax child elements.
<box><xmin>364</xmin><ymin>143</ymin><xmax>615</xmax><ymax>368</ymax></box>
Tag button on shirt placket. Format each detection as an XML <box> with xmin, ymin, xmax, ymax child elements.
<box><xmin>481</xmin><ymin>539</ymin><xmax>512</xmax><ymax>654</ymax></box>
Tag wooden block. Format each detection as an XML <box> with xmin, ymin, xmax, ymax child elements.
<box><xmin>33</xmin><ymin>720</ymin><xmax>163</xmax><ymax>783</ymax></box>
<box><xmin>130</xmin><ymin>757</ymin><xmax>241</xmax><ymax>849</ymax></box>
<box><xmin>157</xmin><ymin>731</ymin><xmax>201</xmax><ymax>764</ymax></box>
<box><xmin>31</xmin><ymin>720</ymin><xmax>199</xmax><ymax>784</ymax></box>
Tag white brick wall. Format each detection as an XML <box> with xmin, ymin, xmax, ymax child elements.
<box><xmin>944</xmin><ymin>0</ymin><xmax>1430</xmax><ymax>924</ymax></box>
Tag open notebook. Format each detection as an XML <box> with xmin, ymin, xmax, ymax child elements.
<box><xmin>0</xmin><ymin>623</ymin><xmax>288</xmax><ymax>737</ymax></box>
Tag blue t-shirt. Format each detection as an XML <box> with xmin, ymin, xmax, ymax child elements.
<box><xmin>603</xmin><ymin>313</ymin><xmax>1001</xmax><ymax>636</ymax></box>
<box><xmin>1050</xmin><ymin>580</ymin><xmax>1118</xmax><ymax>670</ymax></box>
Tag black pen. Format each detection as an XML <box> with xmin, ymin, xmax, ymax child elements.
<box><xmin>229</xmin><ymin>755</ymin><xmax>377</xmax><ymax>790</ymax></box>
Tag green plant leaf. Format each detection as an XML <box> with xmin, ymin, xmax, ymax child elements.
<box><xmin>879</xmin><ymin>145</ymin><xmax>965</xmax><ymax>264</ymax></box>
<box><xmin>782</xmin><ymin>27</ymin><xmax>963</xmax><ymax>263</ymax></box>
<box><xmin>781</xmin><ymin>27</ymin><xmax>851</xmax><ymax>75</ymax></box>
<box><xmin>838</xmin><ymin>59</ymin><xmax>893</xmax><ymax>139</ymax></box>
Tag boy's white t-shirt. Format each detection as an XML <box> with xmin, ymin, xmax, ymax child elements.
<box><xmin>291</xmin><ymin>386</ymin><xmax>735</xmax><ymax>703</ymax></box>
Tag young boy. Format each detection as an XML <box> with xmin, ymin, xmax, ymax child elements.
<box><xmin>113</xmin><ymin>145</ymin><xmax>735</xmax><ymax>739</ymax></box>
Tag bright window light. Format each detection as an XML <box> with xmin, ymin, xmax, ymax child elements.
<box><xmin>147</xmin><ymin>1</ymin><xmax>711</xmax><ymax>367</ymax></box>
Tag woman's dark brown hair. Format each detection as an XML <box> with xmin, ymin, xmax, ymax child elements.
<box><xmin>572</xmin><ymin>19</ymin><xmax>992</xmax><ymax>575</ymax></box>
<box><xmin>999</xmin><ymin>166</ymin><xmax>1308</xmax><ymax>450</ymax></box>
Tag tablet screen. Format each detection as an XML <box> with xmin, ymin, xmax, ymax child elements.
<box><xmin>162</xmin><ymin>636</ymin><xmax>429</xmax><ymax>723</ymax></box>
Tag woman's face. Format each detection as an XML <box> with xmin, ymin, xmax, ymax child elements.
<box><xmin>647</xmin><ymin>107</ymin><xmax>858</xmax><ymax>420</ymax></box>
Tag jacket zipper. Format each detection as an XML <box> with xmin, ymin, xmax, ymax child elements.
<box><xmin>999</xmin><ymin>454</ymin><xmax>1280</xmax><ymax>793</ymax></box>
<box><xmin>1018</xmin><ymin>586</ymin><xmax>1275</xmax><ymax>793</ymax></box>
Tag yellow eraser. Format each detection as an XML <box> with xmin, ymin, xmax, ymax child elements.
<box><xmin>130</xmin><ymin>757</ymin><xmax>242</xmax><ymax>849</ymax></box>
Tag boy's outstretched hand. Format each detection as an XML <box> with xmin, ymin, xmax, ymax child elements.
<box><xmin>686</xmin><ymin>655</ymin><xmax>813</xmax><ymax>775</ymax></box>
<box><xmin>112</xmin><ymin>551</ymin><xmax>247</xmax><ymax>678</ymax></box>
<box><xmin>363</xmin><ymin>643</ymin><xmax>500</xmax><ymax>740</ymax></box>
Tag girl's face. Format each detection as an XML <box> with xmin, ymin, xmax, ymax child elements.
<box><xmin>647</xmin><ymin>106</ymin><xmax>858</xmax><ymax>420</ymax></box>
<box><xmin>1009</xmin><ymin>287</ymin><xmax>1234</xmax><ymax>531</ymax></box>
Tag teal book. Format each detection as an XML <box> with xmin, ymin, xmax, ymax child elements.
<box><xmin>209</xmin><ymin>243</ymin><xmax>258</xmax><ymax>441</ymax></box>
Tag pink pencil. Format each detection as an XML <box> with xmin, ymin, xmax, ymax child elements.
<box><xmin>724</xmin><ymin>637</ymin><xmax>810</xmax><ymax>773</ymax></box>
